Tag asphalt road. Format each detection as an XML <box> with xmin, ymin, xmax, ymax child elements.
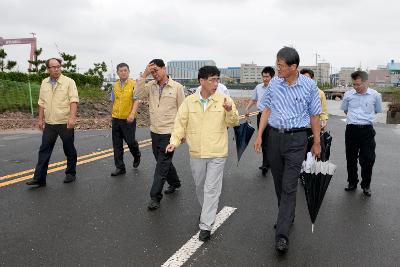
<box><xmin>0</xmin><ymin>113</ymin><xmax>399</xmax><ymax>267</ymax></box>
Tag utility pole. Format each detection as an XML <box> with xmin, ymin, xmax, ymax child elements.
<box><xmin>314</xmin><ymin>53</ymin><xmax>319</xmax><ymax>84</ymax></box>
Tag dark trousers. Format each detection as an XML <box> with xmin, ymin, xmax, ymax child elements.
<box><xmin>33</xmin><ymin>123</ymin><xmax>77</xmax><ymax>182</ymax></box>
<box><xmin>256</xmin><ymin>112</ymin><xmax>270</xmax><ymax>168</ymax></box>
<box><xmin>150</xmin><ymin>132</ymin><xmax>181</xmax><ymax>201</ymax></box>
<box><xmin>267</xmin><ymin>129</ymin><xmax>307</xmax><ymax>241</ymax></box>
<box><xmin>112</xmin><ymin>118</ymin><xmax>141</xmax><ymax>170</ymax></box>
<box><xmin>345</xmin><ymin>125</ymin><xmax>376</xmax><ymax>189</ymax></box>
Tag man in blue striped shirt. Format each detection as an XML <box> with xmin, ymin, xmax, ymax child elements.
<box><xmin>341</xmin><ymin>71</ymin><xmax>382</xmax><ymax>197</ymax></box>
<box><xmin>254</xmin><ymin>47</ymin><xmax>321</xmax><ymax>253</ymax></box>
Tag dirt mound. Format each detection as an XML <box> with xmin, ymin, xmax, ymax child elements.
<box><xmin>0</xmin><ymin>97</ymin><xmax>247</xmax><ymax>130</ymax></box>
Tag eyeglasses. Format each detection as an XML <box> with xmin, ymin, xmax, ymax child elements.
<box><xmin>276</xmin><ymin>63</ymin><xmax>289</xmax><ymax>70</ymax></box>
<box><xmin>48</xmin><ymin>65</ymin><xmax>61</xmax><ymax>69</ymax></box>
<box><xmin>206</xmin><ymin>78</ymin><xmax>220</xmax><ymax>83</ymax></box>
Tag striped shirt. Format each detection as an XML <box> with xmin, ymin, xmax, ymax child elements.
<box><xmin>259</xmin><ymin>74</ymin><xmax>321</xmax><ymax>129</ymax></box>
<box><xmin>340</xmin><ymin>88</ymin><xmax>382</xmax><ymax>125</ymax></box>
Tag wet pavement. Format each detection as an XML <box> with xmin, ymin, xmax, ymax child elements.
<box><xmin>0</xmin><ymin>109</ymin><xmax>399</xmax><ymax>266</ymax></box>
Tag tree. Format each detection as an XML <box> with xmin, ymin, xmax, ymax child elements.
<box><xmin>5</xmin><ymin>60</ymin><xmax>17</xmax><ymax>71</ymax></box>
<box><xmin>28</xmin><ymin>48</ymin><xmax>46</xmax><ymax>73</ymax></box>
<box><xmin>60</xmin><ymin>52</ymin><xmax>77</xmax><ymax>72</ymax></box>
<box><xmin>0</xmin><ymin>48</ymin><xmax>7</xmax><ymax>72</ymax></box>
<box><xmin>85</xmin><ymin>61</ymin><xmax>107</xmax><ymax>80</ymax></box>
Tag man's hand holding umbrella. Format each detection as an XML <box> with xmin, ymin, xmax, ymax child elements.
<box><xmin>253</xmin><ymin>108</ymin><xmax>270</xmax><ymax>154</ymax></box>
<box><xmin>310</xmin><ymin>141</ymin><xmax>321</xmax><ymax>159</ymax></box>
<box><xmin>254</xmin><ymin>134</ymin><xmax>263</xmax><ymax>154</ymax></box>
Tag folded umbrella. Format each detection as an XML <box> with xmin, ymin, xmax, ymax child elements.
<box><xmin>233</xmin><ymin>121</ymin><xmax>255</xmax><ymax>165</ymax></box>
<box><xmin>301</xmin><ymin>153</ymin><xmax>336</xmax><ymax>232</ymax></box>
<box><xmin>320</xmin><ymin>131</ymin><xmax>332</xmax><ymax>161</ymax></box>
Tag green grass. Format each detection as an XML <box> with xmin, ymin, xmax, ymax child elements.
<box><xmin>0</xmin><ymin>79</ymin><xmax>107</xmax><ymax>113</ymax></box>
<box><xmin>0</xmin><ymin>80</ymin><xmax>40</xmax><ymax>113</ymax></box>
<box><xmin>76</xmin><ymin>84</ymin><xmax>107</xmax><ymax>100</ymax></box>
<box><xmin>376</xmin><ymin>86</ymin><xmax>400</xmax><ymax>93</ymax></box>
<box><xmin>393</xmin><ymin>91</ymin><xmax>400</xmax><ymax>103</ymax></box>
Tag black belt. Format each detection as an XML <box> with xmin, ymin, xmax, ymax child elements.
<box><xmin>271</xmin><ymin>126</ymin><xmax>308</xmax><ymax>134</ymax></box>
<box><xmin>347</xmin><ymin>124</ymin><xmax>372</xmax><ymax>129</ymax></box>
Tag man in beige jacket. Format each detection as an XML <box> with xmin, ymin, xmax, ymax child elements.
<box><xmin>26</xmin><ymin>58</ymin><xmax>79</xmax><ymax>187</ymax></box>
<box><xmin>135</xmin><ymin>59</ymin><xmax>185</xmax><ymax>210</ymax></box>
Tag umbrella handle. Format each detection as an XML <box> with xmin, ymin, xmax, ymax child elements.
<box><xmin>312</xmin><ymin>224</ymin><xmax>314</xmax><ymax>233</ymax></box>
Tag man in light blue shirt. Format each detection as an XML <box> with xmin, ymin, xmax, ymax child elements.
<box><xmin>245</xmin><ymin>66</ymin><xmax>275</xmax><ymax>175</ymax></box>
<box><xmin>341</xmin><ymin>70</ymin><xmax>382</xmax><ymax>197</ymax></box>
<box><xmin>254</xmin><ymin>47</ymin><xmax>321</xmax><ymax>253</ymax></box>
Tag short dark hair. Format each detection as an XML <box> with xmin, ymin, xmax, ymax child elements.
<box><xmin>300</xmin><ymin>68</ymin><xmax>314</xmax><ymax>79</ymax></box>
<box><xmin>262</xmin><ymin>66</ymin><xmax>275</xmax><ymax>77</ymax></box>
<box><xmin>46</xmin><ymin>58</ymin><xmax>62</xmax><ymax>68</ymax></box>
<box><xmin>117</xmin><ymin>63</ymin><xmax>129</xmax><ymax>71</ymax></box>
<box><xmin>277</xmin><ymin>47</ymin><xmax>300</xmax><ymax>67</ymax></box>
<box><xmin>149</xmin><ymin>59</ymin><xmax>165</xmax><ymax>68</ymax></box>
<box><xmin>198</xmin><ymin>66</ymin><xmax>220</xmax><ymax>81</ymax></box>
<box><xmin>351</xmin><ymin>70</ymin><xmax>368</xmax><ymax>81</ymax></box>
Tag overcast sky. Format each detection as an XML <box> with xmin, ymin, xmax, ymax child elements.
<box><xmin>1</xmin><ymin>0</ymin><xmax>399</xmax><ymax>77</ymax></box>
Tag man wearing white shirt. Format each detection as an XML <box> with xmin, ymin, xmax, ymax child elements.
<box><xmin>245</xmin><ymin>66</ymin><xmax>275</xmax><ymax>175</ymax></box>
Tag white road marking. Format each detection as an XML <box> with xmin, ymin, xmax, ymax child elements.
<box><xmin>161</xmin><ymin>206</ymin><xmax>237</xmax><ymax>267</ymax></box>
<box><xmin>340</xmin><ymin>119</ymin><xmax>347</xmax><ymax>123</ymax></box>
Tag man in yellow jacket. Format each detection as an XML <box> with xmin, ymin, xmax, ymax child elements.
<box><xmin>166</xmin><ymin>66</ymin><xmax>239</xmax><ymax>242</ymax></box>
<box><xmin>26</xmin><ymin>58</ymin><xmax>79</xmax><ymax>187</ymax></box>
<box><xmin>110</xmin><ymin>63</ymin><xmax>141</xmax><ymax>176</ymax></box>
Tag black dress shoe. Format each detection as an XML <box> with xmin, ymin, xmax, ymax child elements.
<box><xmin>275</xmin><ymin>237</ymin><xmax>289</xmax><ymax>253</ymax></box>
<box><xmin>111</xmin><ymin>168</ymin><xmax>126</xmax><ymax>176</ymax></box>
<box><xmin>199</xmin><ymin>230</ymin><xmax>211</xmax><ymax>242</ymax></box>
<box><xmin>362</xmin><ymin>187</ymin><xmax>372</xmax><ymax>197</ymax></box>
<box><xmin>344</xmin><ymin>184</ymin><xmax>357</xmax><ymax>191</ymax></box>
<box><xmin>63</xmin><ymin>174</ymin><xmax>76</xmax><ymax>183</ymax></box>
<box><xmin>133</xmin><ymin>156</ymin><xmax>141</xmax><ymax>168</ymax></box>
<box><xmin>164</xmin><ymin>185</ymin><xmax>180</xmax><ymax>194</ymax></box>
<box><xmin>26</xmin><ymin>179</ymin><xmax>46</xmax><ymax>187</ymax></box>
<box><xmin>147</xmin><ymin>199</ymin><xmax>160</xmax><ymax>210</ymax></box>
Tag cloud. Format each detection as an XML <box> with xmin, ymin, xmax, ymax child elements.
<box><xmin>1</xmin><ymin>0</ymin><xmax>399</xmax><ymax>75</ymax></box>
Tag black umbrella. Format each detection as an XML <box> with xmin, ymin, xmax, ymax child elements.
<box><xmin>301</xmin><ymin>131</ymin><xmax>333</xmax><ymax>186</ymax></box>
<box><xmin>233</xmin><ymin>121</ymin><xmax>255</xmax><ymax>164</ymax></box>
<box><xmin>306</xmin><ymin>131</ymin><xmax>333</xmax><ymax>161</ymax></box>
<box><xmin>301</xmin><ymin>157</ymin><xmax>336</xmax><ymax>232</ymax></box>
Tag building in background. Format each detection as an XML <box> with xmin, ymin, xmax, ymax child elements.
<box><xmin>369</xmin><ymin>69</ymin><xmax>391</xmax><ymax>86</ymax></box>
<box><xmin>317</xmin><ymin>62</ymin><xmax>331</xmax><ymax>84</ymax></box>
<box><xmin>299</xmin><ymin>62</ymin><xmax>331</xmax><ymax>84</ymax></box>
<box><xmin>167</xmin><ymin>60</ymin><xmax>216</xmax><ymax>81</ymax></box>
<box><xmin>330</xmin><ymin>73</ymin><xmax>339</xmax><ymax>86</ymax></box>
<box><xmin>387</xmin><ymin>59</ymin><xmax>400</xmax><ymax>86</ymax></box>
<box><xmin>240</xmin><ymin>63</ymin><xmax>265</xmax><ymax>83</ymax></box>
<box><xmin>219</xmin><ymin>67</ymin><xmax>241</xmax><ymax>83</ymax></box>
<box><xmin>368</xmin><ymin>60</ymin><xmax>400</xmax><ymax>87</ymax></box>
<box><xmin>339</xmin><ymin>67</ymin><xmax>356</xmax><ymax>86</ymax></box>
